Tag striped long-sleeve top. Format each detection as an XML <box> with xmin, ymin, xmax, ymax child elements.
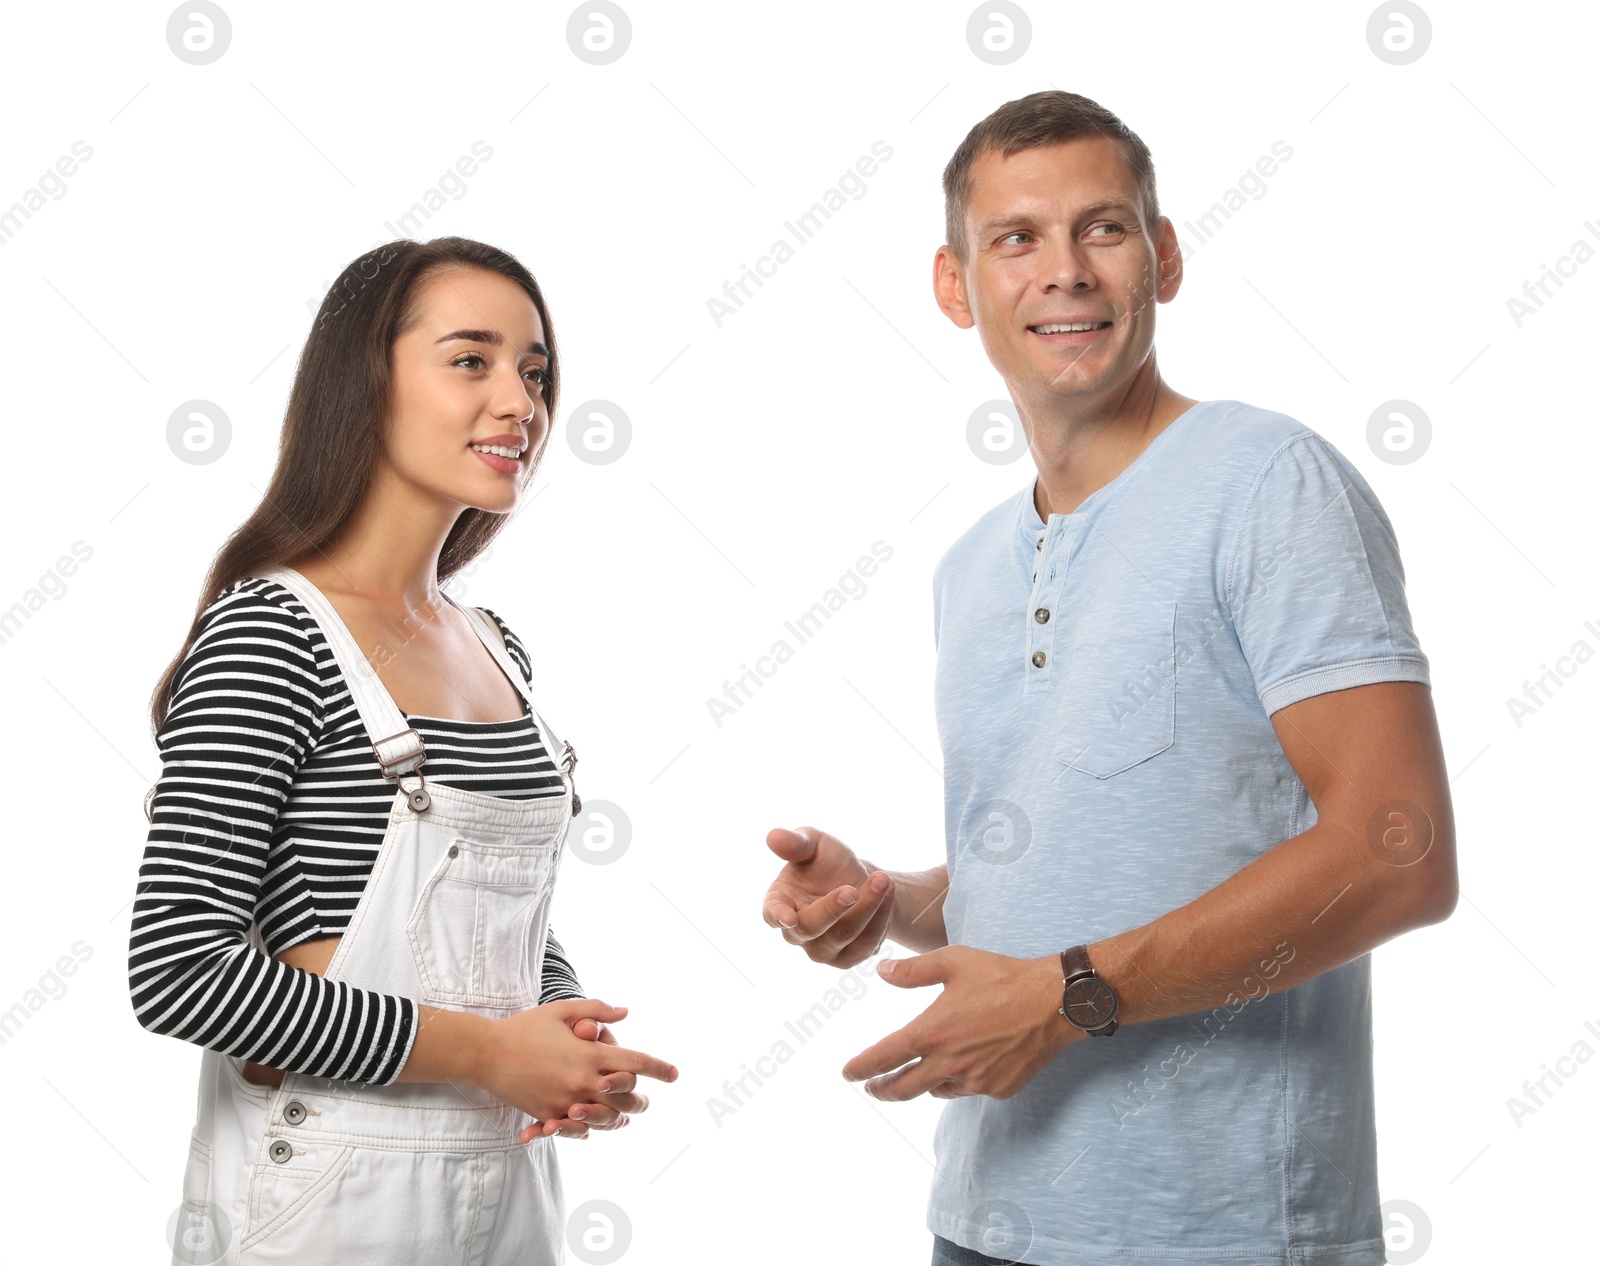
<box><xmin>128</xmin><ymin>576</ymin><xmax>582</xmax><ymax>1086</ymax></box>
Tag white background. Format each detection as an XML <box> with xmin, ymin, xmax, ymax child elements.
<box><xmin>0</xmin><ymin>1</ymin><xmax>1592</xmax><ymax>1262</ymax></box>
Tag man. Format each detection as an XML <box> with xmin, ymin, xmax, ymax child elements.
<box><xmin>761</xmin><ymin>90</ymin><xmax>1456</xmax><ymax>1266</ymax></box>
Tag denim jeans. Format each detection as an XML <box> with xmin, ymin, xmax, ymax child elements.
<box><xmin>931</xmin><ymin>1235</ymin><xmax>1033</xmax><ymax>1266</ymax></box>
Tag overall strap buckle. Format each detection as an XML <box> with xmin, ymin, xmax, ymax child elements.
<box><xmin>372</xmin><ymin>728</ymin><xmax>431</xmax><ymax>812</ymax></box>
<box><xmin>559</xmin><ymin>739</ymin><xmax>581</xmax><ymax>814</ymax></box>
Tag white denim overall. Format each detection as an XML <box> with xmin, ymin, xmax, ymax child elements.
<box><xmin>170</xmin><ymin>564</ymin><xmax>576</xmax><ymax>1265</ymax></box>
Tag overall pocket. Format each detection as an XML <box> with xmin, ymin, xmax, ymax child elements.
<box><xmin>406</xmin><ymin>837</ymin><xmax>558</xmax><ymax>1010</ymax></box>
<box><xmin>171</xmin><ymin>1132</ymin><xmax>230</xmax><ymax>1266</ymax></box>
<box><xmin>240</xmin><ymin>1137</ymin><xmax>355</xmax><ymax>1252</ymax></box>
<box><xmin>1053</xmin><ymin>601</ymin><xmax>1179</xmax><ymax>778</ymax></box>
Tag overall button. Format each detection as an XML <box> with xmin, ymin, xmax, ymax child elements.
<box><xmin>1035</xmin><ymin>608</ymin><xmax>1050</xmax><ymax>623</ymax></box>
<box><xmin>268</xmin><ymin>1139</ymin><xmax>294</xmax><ymax>1164</ymax></box>
<box><xmin>447</xmin><ymin>843</ymin><xmax>459</xmax><ymax>858</ymax></box>
<box><xmin>408</xmin><ymin>787</ymin><xmax>431</xmax><ymax>812</ymax></box>
<box><xmin>282</xmin><ymin>1100</ymin><xmax>306</xmax><ymax>1125</ymax></box>
<box><xmin>1031</xmin><ymin>651</ymin><xmax>1047</xmax><ymax>668</ymax></box>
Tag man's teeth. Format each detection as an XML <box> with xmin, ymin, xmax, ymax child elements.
<box><xmin>471</xmin><ymin>444</ymin><xmax>521</xmax><ymax>459</ymax></box>
<box><xmin>1033</xmin><ymin>322</ymin><xmax>1107</xmax><ymax>334</ymax></box>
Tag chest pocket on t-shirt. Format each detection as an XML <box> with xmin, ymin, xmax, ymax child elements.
<box><xmin>1053</xmin><ymin>600</ymin><xmax>1178</xmax><ymax>778</ymax></box>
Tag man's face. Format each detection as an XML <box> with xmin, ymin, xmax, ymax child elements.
<box><xmin>936</xmin><ymin>136</ymin><xmax>1181</xmax><ymax>408</ymax></box>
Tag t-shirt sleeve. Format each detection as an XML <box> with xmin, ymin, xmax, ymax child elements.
<box><xmin>481</xmin><ymin>606</ymin><xmax>586</xmax><ymax>1004</ymax></box>
<box><xmin>128</xmin><ymin>582</ymin><xmax>419</xmax><ymax>1086</ymax></box>
<box><xmin>539</xmin><ymin>930</ymin><xmax>586</xmax><ymax>1003</ymax></box>
<box><xmin>1224</xmin><ymin>431</ymin><xmax>1430</xmax><ymax>716</ymax></box>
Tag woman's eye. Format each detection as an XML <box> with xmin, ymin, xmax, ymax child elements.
<box><xmin>453</xmin><ymin>354</ymin><xmax>549</xmax><ymax>389</ymax></box>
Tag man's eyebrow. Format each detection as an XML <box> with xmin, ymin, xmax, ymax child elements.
<box><xmin>433</xmin><ymin>328</ymin><xmax>550</xmax><ymax>357</ymax></box>
<box><xmin>975</xmin><ymin>198</ymin><xmax>1142</xmax><ymax>237</ymax></box>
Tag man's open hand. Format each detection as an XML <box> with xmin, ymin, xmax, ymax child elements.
<box><xmin>842</xmin><ymin>946</ymin><xmax>1079</xmax><ymax>1101</ymax></box>
<box><xmin>762</xmin><ymin>826</ymin><xmax>896</xmax><ymax>968</ymax></box>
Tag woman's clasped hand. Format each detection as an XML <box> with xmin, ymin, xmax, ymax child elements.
<box><xmin>482</xmin><ymin>1000</ymin><xmax>677</xmax><ymax>1144</ymax></box>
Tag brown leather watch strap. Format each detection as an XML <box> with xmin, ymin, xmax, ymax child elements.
<box><xmin>1060</xmin><ymin>943</ymin><xmax>1095</xmax><ymax>982</ymax></box>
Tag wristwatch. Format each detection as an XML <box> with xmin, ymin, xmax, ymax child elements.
<box><xmin>1058</xmin><ymin>943</ymin><xmax>1119</xmax><ymax>1036</ymax></box>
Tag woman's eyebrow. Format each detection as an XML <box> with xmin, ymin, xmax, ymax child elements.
<box><xmin>434</xmin><ymin>328</ymin><xmax>550</xmax><ymax>357</ymax></box>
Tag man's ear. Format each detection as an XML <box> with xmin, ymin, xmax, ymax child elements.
<box><xmin>1153</xmin><ymin>217</ymin><xmax>1184</xmax><ymax>304</ymax></box>
<box><xmin>933</xmin><ymin>244</ymin><xmax>976</xmax><ymax>330</ymax></box>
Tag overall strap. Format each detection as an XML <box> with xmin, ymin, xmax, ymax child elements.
<box><xmin>453</xmin><ymin>599</ymin><xmax>579</xmax><ymax>805</ymax></box>
<box><xmin>256</xmin><ymin>566</ymin><xmax>428</xmax><ymax>802</ymax></box>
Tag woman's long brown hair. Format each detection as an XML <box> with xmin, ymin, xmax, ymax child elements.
<box><xmin>146</xmin><ymin>236</ymin><xmax>560</xmax><ymax>739</ymax></box>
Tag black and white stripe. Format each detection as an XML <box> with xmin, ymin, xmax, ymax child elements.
<box><xmin>129</xmin><ymin>577</ymin><xmax>582</xmax><ymax>1087</ymax></box>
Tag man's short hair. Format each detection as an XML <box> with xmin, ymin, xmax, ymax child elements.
<box><xmin>942</xmin><ymin>90</ymin><xmax>1160</xmax><ymax>266</ymax></box>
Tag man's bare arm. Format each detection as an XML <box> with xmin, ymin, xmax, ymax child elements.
<box><xmin>842</xmin><ymin>680</ymin><xmax>1458</xmax><ymax>1101</ymax></box>
<box><xmin>1087</xmin><ymin>680</ymin><xmax>1457</xmax><ymax>1027</ymax></box>
<box><xmin>871</xmin><ymin>862</ymin><xmax>951</xmax><ymax>954</ymax></box>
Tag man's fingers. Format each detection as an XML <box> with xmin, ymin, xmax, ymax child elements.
<box><xmin>765</xmin><ymin>826</ymin><xmax>820</xmax><ymax>865</ymax></box>
<box><xmin>862</xmin><ymin>1059</ymin><xmax>953</xmax><ymax>1103</ymax></box>
<box><xmin>811</xmin><ymin>872</ymin><xmax>894</xmax><ymax>955</ymax></box>
<box><xmin>788</xmin><ymin>886</ymin><xmax>855</xmax><ymax>940</ymax></box>
<box><xmin>763</xmin><ymin>892</ymin><xmax>800</xmax><ymax>930</ymax></box>
<box><xmin>841</xmin><ymin>1026</ymin><xmax>921</xmax><ymax>1083</ymax></box>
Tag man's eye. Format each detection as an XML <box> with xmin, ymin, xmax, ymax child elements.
<box><xmin>1088</xmin><ymin>223</ymin><xmax>1123</xmax><ymax>238</ymax></box>
<box><xmin>1000</xmin><ymin>232</ymin><xmax>1030</xmax><ymax>246</ymax></box>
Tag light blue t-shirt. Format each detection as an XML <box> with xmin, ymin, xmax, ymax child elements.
<box><xmin>927</xmin><ymin>399</ymin><xmax>1430</xmax><ymax>1266</ymax></box>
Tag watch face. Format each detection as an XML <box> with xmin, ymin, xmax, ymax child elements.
<box><xmin>1064</xmin><ymin>977</ymin><xmax>1117</xmax><ymax>1029</ymax></box>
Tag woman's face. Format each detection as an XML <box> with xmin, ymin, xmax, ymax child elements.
<box><xmin>383</xmin><ymin>266</ymin><xmax>551</xmax><ymax>514</ymax></box>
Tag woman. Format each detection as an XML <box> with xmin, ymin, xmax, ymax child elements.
<box><xmin>131</xmin><ymin>236</ymin><xmax>677</xmax><ymax>1265</ymax></box>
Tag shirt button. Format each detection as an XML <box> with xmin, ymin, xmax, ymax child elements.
<box><xmin>1034</xmin><ymin>608</ymin><xmax>1050</xmax><ymax>623</ymax></box>
<box><xmin>1036</xmin><ymin>537</ymin><xmax>1044</xmax><ymax>551</ymax></box>
<box><xmin>1031</xmin><ymin>651</ymin><xmax>1047</xmax><ymax>668</ymax></box>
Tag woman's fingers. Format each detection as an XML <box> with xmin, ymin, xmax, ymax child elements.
<box><xmin>595</xmin><ymin>1069</ymin><xmax>636</xmax><ymax>1095</ymax></box>
<box><xmin>519</xmin><ymin>1117</ymin><xmax>588</xmax><ymax>1143</ymax></box>
<box><xmin>596</xmin><ymin>1045</ymin><xmax>678</xmax><ymax>1084</ymax></box>
<box><xmin>552</xmin><ymin>999</ymin><xmax>629</xmax><ymax>1028</ymax></box>
<box><xmin>568</xmin><ymin>1101</ymin><xmax>632</xmax><ymax>1129</ymax></box>
<box><xmin>596</xmin><ymin>1090</ymin><xmax>647</xmax><ymax>1114</ymax></box>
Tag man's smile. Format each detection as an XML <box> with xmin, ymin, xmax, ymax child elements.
<box><xmin>1027</xmin><ymin>319</ymin><xmax>1113</xmax><ymax>344</ymax></box>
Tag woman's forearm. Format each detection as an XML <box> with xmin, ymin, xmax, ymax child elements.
<box><xmin>392</xmin><ymin>1004</ymin><xmax>494</xmax><ymax>1086</ymax></box>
